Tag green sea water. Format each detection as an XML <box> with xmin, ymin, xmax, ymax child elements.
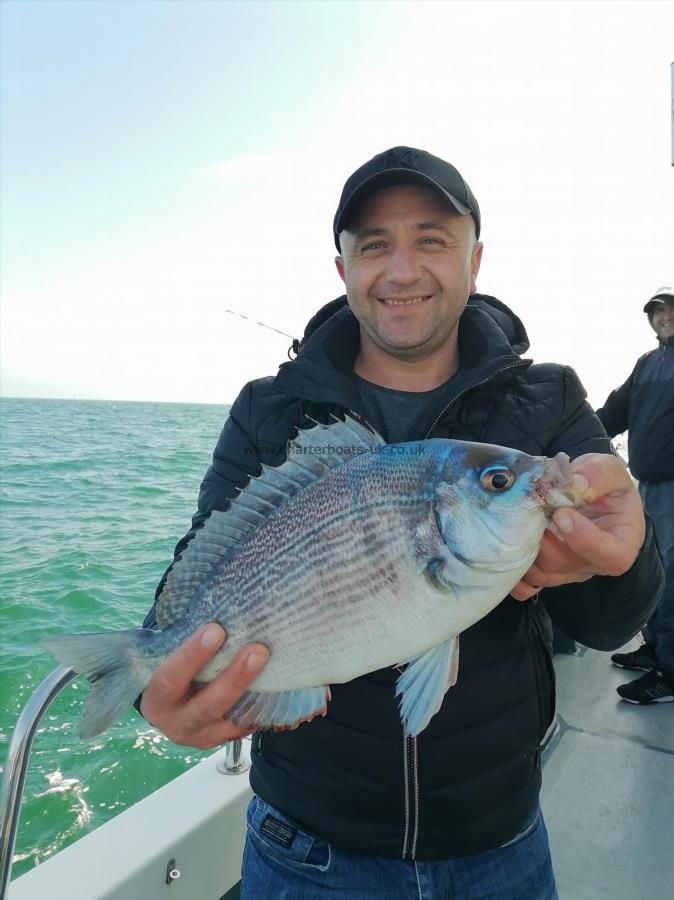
<box><xmin>0</xmin><ymin>396</ymin><xmax>231</xmax><ymax>880</ymax></box>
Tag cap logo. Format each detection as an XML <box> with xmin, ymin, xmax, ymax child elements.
<box><xmin>383</xmin><ymin>148</ymin><xmax>420</xmax><ymax>171</ymax></box>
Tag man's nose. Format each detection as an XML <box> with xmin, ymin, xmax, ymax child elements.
<box><xmin>384</xmin><ymin>246</ymin><xmax>423</xmax><ymax>285</ymax></box>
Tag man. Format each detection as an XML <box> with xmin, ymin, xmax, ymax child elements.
<box><xmin>140</xmin><ymin>148</ymin><xmax>662</xmax><ymax>899</ymax></box>
<box><xmin>597</xmin><ymin>287</ymin><xmax>674</xmax><ymax>704</ymax></box>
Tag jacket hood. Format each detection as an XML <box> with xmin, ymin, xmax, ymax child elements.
<box><xmin>298</xmin><ymin>293</ymin><xmax>530</xmax><ymax>356</ymax></box>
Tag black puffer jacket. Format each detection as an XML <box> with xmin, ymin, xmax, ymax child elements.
<box><xmin>146</xmin><ymin>294</ymin><xmax>661</xmax><ymax>860</ymax></box>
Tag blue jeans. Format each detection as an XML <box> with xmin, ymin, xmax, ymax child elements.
<box><xmin>241</xmin><ymin>795</ymin><xmax>559</xmax><ymax>899</ymax></box>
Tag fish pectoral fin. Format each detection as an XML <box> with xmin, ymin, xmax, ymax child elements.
<box><xmin>227</xmin><ymin>684</ymin><xmax>331</xmax><ymax>732</ymax></box>
<box><xmin>395</xmin><ymin>636</ymin><xmax>460</xmax><ymax>737</ymax></box>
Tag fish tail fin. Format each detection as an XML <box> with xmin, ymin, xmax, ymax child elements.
<box><xmin>42</xmin><ymin>630</ymin><xmax>149</xmax><ymax>738</ymax></box>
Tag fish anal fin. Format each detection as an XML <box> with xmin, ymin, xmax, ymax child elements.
<box><xmin>228</xmin><ymin>685</ymin><xmax>331</xmax><ymax>732</ymax></box>
<box><xmin>395</xmin><ymin>636</ymin><xmax>460</xmax><ymax>737</ymax></box>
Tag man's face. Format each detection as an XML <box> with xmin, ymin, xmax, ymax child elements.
<box><xmin>651</xmin><ymin>301</ymin><xmax>674</xmax><ymax>341</ymax></box>
<box><xmin>335</xmin><ymin>184</ymin><xmax>482</xmax><ymax>362</ymax></box>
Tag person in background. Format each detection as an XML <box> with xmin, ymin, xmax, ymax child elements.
<box><xmin>597</xmin><ymin>287</ymin><xmax>674</xmax><ymax>703</ymax></box>
<box><xmin>140</xmin><ymin>149</ymin><xmax>663</xmax><ymax>899</ymax></box>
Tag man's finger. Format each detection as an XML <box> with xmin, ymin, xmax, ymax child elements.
<box><xmin>521</xmin><ymin>563</ymin><xmax>548</xmax><ymax>587</ymax></box>
<box><xmin>533</xmin><ymin>531</ymin><xmax>584</xmax><ymax>574</ymax></box>
<box><xmin>570</xmin><ymin>453</ymin><xmax>633</xmax><ymax>503</ymax></box>
<box><xmin>510</xmin><ymin>580</ymin><xmax>540</xmax><ymax>601</ymax></box>
<box><xmin>185</xmin><ymin>642</ymin><xmax>269</xmax><ymax>723</ymax></box>
<box><xmin>529</xmin><ymin>570</ymin><xmax>594</xmax><ymax>589</ymax></box>
<box><xmin>144</xmin><ymin>623</ymin><xmax>227</xmax><ymax>707</ymax></box>
<box><xmin>189</xmin><ymin>722</ymin><xmax>256</xmax><ymax>751</ymax></box>
<box><xmin>549</xmin><ymin>508</ymin><xmax>634</xmax><ymax>576</ymax></box>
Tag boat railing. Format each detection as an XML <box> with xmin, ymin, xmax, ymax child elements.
<box><xmin>0</xmin><ymin>666</ymin><xmax>76</xmax><ymax>899</ymax></box>
<box><xmin>0</xmin><ymin>666</ymin><xmax>247</xmax><ymax>900</ymax></box>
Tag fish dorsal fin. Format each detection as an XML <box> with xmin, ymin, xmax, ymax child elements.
<box><xmin>154</xmin><ymin>416</ymin><xmax>384</xmax><ymax>628</ymax></box>
<box><xmin>286</xmin><ymin>414</ymin><xmax>384</xmax><ymax>473</ymax></box>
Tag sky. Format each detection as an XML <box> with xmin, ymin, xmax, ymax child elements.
<box><xmin>1</xmin><ymin>0</ymin><xmax>673</xmax><ymax>408</ymax></box>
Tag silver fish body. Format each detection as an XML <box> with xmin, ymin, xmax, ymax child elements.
<box><xmin>44</xmin><ymin>417</ymin><xmax>580</xmax><ymax>738</ymax></box>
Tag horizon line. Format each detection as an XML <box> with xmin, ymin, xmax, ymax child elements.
<box><xmin>0</xmin><ymin>394</ymin><xmax>232</xmax><ymax>407</ymax></box>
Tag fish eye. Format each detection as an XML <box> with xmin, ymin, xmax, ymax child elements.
<box><xmin>480</xmin><ymin>466</ymin><xmax>515</xmax><ymax>493</ymax></box>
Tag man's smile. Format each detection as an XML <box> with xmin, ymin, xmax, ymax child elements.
<box><xmin>378</xmin><ymin>295</ymin><xmax>432</xmax><ymax>307</ymax></box>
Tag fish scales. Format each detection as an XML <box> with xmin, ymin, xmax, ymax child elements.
<box><xmin>204</xmin><ymin>507</ymin><xmax>434</xmax><ymax>687</ymax></box>
<box><xmin>219</xmin><ymin>497</ymin><xmax>423</xmax><ymax>626</ymax></box>
<box><xmin>195</xmin><ymin>452</ymin><xmax>434</xmax><ymax>614</ymax></box>
<box><xmin>187</xmin><ymin>513</ymin><xmax>440</xmax><ymax>684</ymax></box>
<box><xmin>43</xmin><ymin>420</ymin><xmax>582</xmax><ymax>738</ymax></box>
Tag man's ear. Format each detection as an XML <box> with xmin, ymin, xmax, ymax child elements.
<box><xmin>470</xmin><ymin>242</ymin><xmax>483</xmax><ymax>295</ymax></box>
<box><xmin>335</xmin><ymin>256</ymin><xmax>346</xmax><ymax>284</ymax></box>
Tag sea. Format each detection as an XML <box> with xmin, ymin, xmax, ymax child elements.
<box><xmin>0</xmin><ymin>396</ymin><xmax>232</xmax><ymax>880</ymax></box>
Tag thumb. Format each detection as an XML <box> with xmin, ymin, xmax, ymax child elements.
<box><xmin>570</xmin><ymin>453</ymin><xmax>632</xmax><ymax>502</ymax></box>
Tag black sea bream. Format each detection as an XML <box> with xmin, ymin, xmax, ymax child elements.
<box><xmin>44</xmin><ymin>417</ymin><xmax>581</xmax><ymax>739</ymax></box>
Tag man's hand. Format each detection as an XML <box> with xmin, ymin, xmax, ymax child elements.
<box><xmin>140</xmin><ymin>623</ymin><xmax>269</xmax><ymax>749</ymax></box>
<box><xmin>511</xmin><ymin>453</ymin><xmax>646</xmax><ymax>602</ymax></box>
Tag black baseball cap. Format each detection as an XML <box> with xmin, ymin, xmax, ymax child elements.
<box><xmin>643</xmin><ymin>286</ymin><xmax>674</xmax><ymax>317</ymax></box>
<box><xmin>333</xmin><ymin>146</ymin><xmax>481</xmax><ymax>251</ymax></box>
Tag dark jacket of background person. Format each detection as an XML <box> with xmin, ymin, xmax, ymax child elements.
<box><xmin>144</xmin><ymin>294</ymin><xmax>662</xmax><ymax>860</ymax></box>
<box><xmin>596</xmin><ymin>341</ymin><xmax>674</xmax><ymax>483</ymax></box>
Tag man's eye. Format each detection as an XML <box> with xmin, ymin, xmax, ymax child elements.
<box><xmin>420</xmin><ymin>238</ymin><xmax>443</xmax><ymax>246</ymax></box>
<box><xmin>362</xmin><ymin>242</ymin><xmax>385</xmax><ymax>252</ymax></box>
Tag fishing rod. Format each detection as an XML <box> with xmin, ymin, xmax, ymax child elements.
<box><xmin>224</xmin><ymin>308</ymin><xmax>301</xmax><ymax>359</ymax></box>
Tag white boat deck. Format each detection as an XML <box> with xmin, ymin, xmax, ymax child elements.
<box><xmin>542</xmin><ymin>637</ymin><xmax>674</xmax><ymax>900</ymax></box>
<box><xmin>9</xmin><ymin>637</ymin><xmax>674</xmax><ymax>899</ymax></box>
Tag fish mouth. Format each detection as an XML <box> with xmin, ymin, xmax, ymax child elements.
<box><xmin>532</xmin><ymin>452</ymin><xmax>584</xmax><ymax>514</ymax></box>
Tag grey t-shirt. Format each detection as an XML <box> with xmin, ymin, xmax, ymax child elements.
<box><xmin>354</xmin><ymin>374</ymin><xmax>451</xmax><ymax>444</ymax></box>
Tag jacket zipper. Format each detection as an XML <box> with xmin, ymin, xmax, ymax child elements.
<box><xmin>423</xmin><ymin>360</ymin><xmax>528</xmax><ymax>440</ymax></box>
<box><xmin>401</xmin><ymin>721</ymin><xmax>411</xmax><ymax>858</ymax></box>
<box><xmin>410</xmin><ymin>734</ymin><xmax>420</xmax><ymax>858</ymax></box>
<box><xmin>401</xmin><ymin>721</ymin><xmax>421</xmax><ymax>859</ymax></box>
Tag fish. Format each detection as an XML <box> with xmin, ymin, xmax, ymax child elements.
<box><xmin>43</xmin><ymin>416</ymin><xmax>582</xmax><ymax>740</ymax></box>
